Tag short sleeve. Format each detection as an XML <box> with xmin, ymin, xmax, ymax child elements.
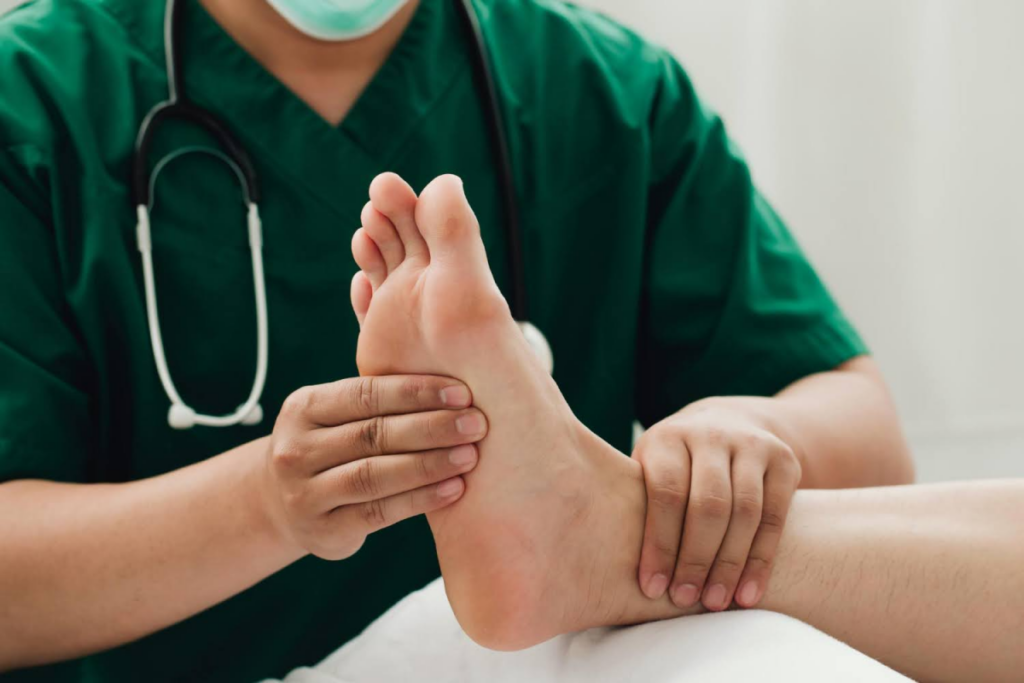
<box><xmin>635</xmin><ymin>53</ymin><xmax>868</xmax><ymax>428</ymax></box>
<box><xmin>0</xmin><ymin>146</ymin><xmax>94</xmax><ymax>482</ymax></box>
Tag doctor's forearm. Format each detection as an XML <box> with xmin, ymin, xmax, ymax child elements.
<box><xmin>762</xmin><ymin>481</ymin><xmax>1024</xmax><ymax>682</ymax></box>
<box><xmin>0</xmin><ymin>438</ymin><xmax>301</xmax><ymax>671</ymax></box>
<box><xmin>743</xmin><ymin>356</ymin><xmax>913</xmax><ymax>488</ymax></box>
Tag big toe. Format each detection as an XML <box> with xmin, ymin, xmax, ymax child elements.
<box><xmin>415</xmin><ymin>175</ymin><xmax>485</xmax><ymax>261</ymax></box>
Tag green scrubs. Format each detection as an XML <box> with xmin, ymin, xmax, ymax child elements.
<box><xmin>0</xmin><ymin>0</ymin><xmax>866</xmax><ymax>679</ymax></box>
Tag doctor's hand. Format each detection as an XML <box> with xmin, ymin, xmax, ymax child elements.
<box><xmin>259</xmin><ymin>375</ymin><xmax>487</xmax><ymax>561</ymax></box>
<box><xmin>634</xmin><ymin>398</ymin><xmax>802</xmax><ymax>613</ymax></box>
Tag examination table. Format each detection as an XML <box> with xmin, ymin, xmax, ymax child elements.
<box><xmin>268</xmin><ymin>579</ymin><xmax>909</xmax><ymax>682</ymax></box>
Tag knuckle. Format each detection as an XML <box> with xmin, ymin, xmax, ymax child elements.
<box><xmin>700</xmin><ymin>425</ymin><xmax>727</xmax><ymax>448</ymax></box>
<box><xmin>651</xmin><ymin>536</ymin><xmax>681</xmax><ymax>559</ymax></box>
<box><xmin>778</xmin><ymin>448</ymin><xmax>803</xmax><ymax>481</ymax></box>
<box><xmin>359</xmin><ymin>498</ymin><xmax>389</xmax><ymax>528</ymax></box>
<box><xmin>401</xmin><ymin>376</ymin><xmax>431</xmax><ymax>405</ymax></box>
<box><xmin>759</xmin><ymin>508</ymin><xmax>787</xmax><ymax>532</ymax></box>
<box><xmin>310</xmin><ymin>523</ymin><xmax>365</xmax><ymax>561</ymax></box>
<box><xmin>712</xmin><ymin>557</ymin><xmax>745</xmax><ymax>574</ymax></box>
<box><xmin>271</xmin><ymin>437</ymin><xmax>305</xmax><ymax>471</ymax></box>
<box><xmin>733</xmin><ymin>429</ymin><xmax>761</xmax><ymax>451</ymax></box>
<box><xmin>352</xmin><ymin>377</ymin><xmax>380</xmax><ymax>415</ymax></box>
<box><xmin>280</xmin><ymin>386</ymin><xmax>314</xmax><ymax>421</ymax></box>
<box><xmin>692</xmin><ymin>492</ymin><xmax>731</xmax><ymax>520</ymax></box>
<box><xmin>679</xmin><ymin>558</ymin><xmax>712</xmax><ymax>576</ymax></box>
<box><xmin>429</xmin><ymin>410</ymin><xmax>461</xmax><ymax>443</ymax></box>
<box><xmin>416</xmin><ymin>452</ymin><xmax>436</xmax><ymax>480</ymax></box>
<box><xmin>358</xmin><ymin>416</ymin><xmax>388</xmax><ymax>453</ymax></box>
<box><xmin>649</xmin><ymin>483</ymin><xmax>687</xmax><ymax>510</ymax></box>
<box><xmin>771</xmin><ymin>439</ymin><xmax>796</xmax><ymax>461</ymax></box>
<box><xmin>733</xmin><ymin>493</ymin><xmax>763</xmax><ymax>520</ymax></box>
<box><xmin>643</xmin><ymin>423</ymin><xmax>685</xmax><ymax>449</ymax></box>
<box><xmin>744</xmin><ymin>555</ymin><xmax>772</xmax><ymax>573</ymax></box>
<box><xmin>348</xmin><ymin>459</ymin><xmax>381</xmax><ymax>498</ymax></box>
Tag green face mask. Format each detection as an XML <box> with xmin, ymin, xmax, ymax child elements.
<box><xmin>264</xmin><ymin>0</ymin><xmax>412</xmax><ymax>41</ymax></box>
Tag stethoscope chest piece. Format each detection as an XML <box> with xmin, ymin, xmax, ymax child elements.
<box><xmin>519</xmin><ymin>321</ymin><xmax>554</xmax><ymax>375</ymax></box>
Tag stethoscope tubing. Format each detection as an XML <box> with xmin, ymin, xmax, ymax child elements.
<box><xmin>132</xmin><ymin>0</ymin><xmax>546</xmax><ymax>433</ymax></box>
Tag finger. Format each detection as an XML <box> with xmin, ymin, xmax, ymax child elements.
<box><xmin>312</xmin><ymin>444</ymin><xmax>478</xmax><ymax>508</ymax></box>
<box><xmin>670</xmin><ymin>447</ymin><xmax>732</xmax><ymax>609</ymax></box>
<box><xmin>736</xmin><ymin>460</ymin><xmax>800</xmax><ymax>608</ymax></box>
<box><xmin>350</xmin><ymin>271</ymin><xmax>372</xmax><ymax>326</ymax></box>
<box><xmin>280</xmin><ymin>375</ymin><xmax>473</xmax><ymax>428</ymax></box>
<box><xmin>305</xmin><ymin>407</ymin><xmax>488</xmax><ymax>472</ymax></box>
<box><xmin>351</xmin><ymin>228</ymin><xmax>387</xmax><ymax>290</ymax></box>
<box><xmin>361</xmin><ymin>200</ymin><xmax>405</xmax><ymax>273</ymax></box>
<box><xmin>635</xmin><ymin>434</ymin><xmax>691</xmax><ymax>599</ymax></box>
<box><xmin>702</xmin><ymin>456</ymin><xmax>764</xmax><ymax>611</ymax></box>
<box><xmin>332</xmin><ymin>476</ymin><xmax>466</xmax><ymax>535</ymax></box>
<box><xmin>368</xmin><ymin>172</ymin><xmax>428</xmax><ymax>261</ymax></box>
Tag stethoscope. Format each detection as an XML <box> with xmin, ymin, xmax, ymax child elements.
<box><xmin>134</xmin><ymin>0</ymin><xmax>553</xmax><ymax>430</ymax></box>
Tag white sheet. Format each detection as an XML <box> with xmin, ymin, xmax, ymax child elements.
<box><xmin>269</xmin><ymin>579</ymin><xmax>909</xmax><ymax>683</ymax></box>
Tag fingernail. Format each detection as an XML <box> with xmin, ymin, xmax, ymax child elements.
<box><xmin>645</xmin><ymin>573</ymin><xmax>670</xmax><ymax>599</ymax></box>
<box><xmin>671</xmin><ymin>583</ymin><xmax>700</xmax><ymax>607</ymax></box>
<box><xmin>440</xmin><ymin>385</ymin><xmax>471</xmax><ymax>407</ymax></box>
<box><xmin>437</xmin><ymin>478</ymin><xmax>463</xmax><ymax>498</ymax></box>
<box><xmin>738</xmin><ymin>580</ymin><xmax>759</xmax><ymax>607</ymax></box>
<box><xmin>455</xmin><ymin>413</ymin><xmax>484</xmax><ymax>435</ymax></box>
<box><xmin>704</xmin><ymin>584</ymin><xmax>728</xmax><ymax>611</ymax></box>
<box><xmin>448</xmin><ymin>445</ymin><xmax>477</xmax><ymax>467</ymax></box>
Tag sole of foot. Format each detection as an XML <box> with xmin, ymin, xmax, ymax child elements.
<box><xmin>351</xmin><ymin>173</ymin><xmax>687</xmax><ymax>649</ymax></box>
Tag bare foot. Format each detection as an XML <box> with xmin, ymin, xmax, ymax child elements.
<box><xmin>350</xmin><ymin>173</ymin><xmax>687</xmax><ymax>649</ymax></box>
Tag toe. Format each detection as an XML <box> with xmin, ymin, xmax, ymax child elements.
<box><xmin>361</xmin><ymin>201</ymin><xmax>405</xmax><ymax>274</ymax></box>
<box><xmin>351</xmin><ymin>228</ymin><xmax>387</xmax><ymax>290</ymax></box>
<box><xmin>350</xmin><ymin>270</ymin><xmax>372</xmax><ymax>326</ymax></box>
<box><xmin>415</xmin><ymin>175</ymin><xmax>486</xmax><ymax>261</ymax></box>
<box><xmin>369</xmin><ymin>172</ymin><xmax>428</xmax><ymax>261</ymax></box>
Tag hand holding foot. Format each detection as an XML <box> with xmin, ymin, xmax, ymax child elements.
<box><xmin>633</xmin><ymin>399</ymin><xmax>801</xmax><ymax>612</ymax></box>
<box><xmin>262</xmin><ymin>375</ymin><xmax>486</xmax><ymax>561</ymax></box>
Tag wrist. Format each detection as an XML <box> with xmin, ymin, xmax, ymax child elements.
<box><xmin>238</xmin><ymin>437</ymin><xmax>307</xmax><ymax>564</ymax></box>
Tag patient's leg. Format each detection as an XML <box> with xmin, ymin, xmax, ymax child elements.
<box><xmin>762</xmin><ymin>480</ymin><xmax>1024</xmax><ymax>683</ymax></box>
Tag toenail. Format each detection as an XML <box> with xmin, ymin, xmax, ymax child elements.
<box><xmin>440</xmin><ymin>385</ymin><xmax>471</xmax><ymax>407</ymax></box>
<box><xmin>455</xmin><ymin>413</ymin><xmax>485</xmax><ymax>435</ymax></box>
<box><xmin>672</xmin><ymin>583</ymin><xmax>700</xmax><ymax>607</ymax></box>
<box><xmin>448</xmin><ymin>445</ymin><xmax>477</xmax><ymax>467</ymax></box>
<box><xmin>704</xmin><ymin>584</ymin><xmax>728</xmax><ymax>611</ymax></box>
<box><xmin>645</xmin><ymin>573</ymin><xmax>670</xmax><ymax>599</ymax></box>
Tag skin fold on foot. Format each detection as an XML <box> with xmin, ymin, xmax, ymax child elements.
<box><xmin>350</xmin><ymin>173</ymin><xmax>693</xmax><ymax>650</ymax></box>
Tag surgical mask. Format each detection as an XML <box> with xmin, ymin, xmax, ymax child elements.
<box><xmin>265</xmin><ymin>0</ymin><xmax>413</xmax><ymax>41</ymax></box>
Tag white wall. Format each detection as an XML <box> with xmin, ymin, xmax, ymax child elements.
<box><xmin>578</xmin><ymin>0</ymin><xmax>1024</xmax><ymax>482</ymax></box>
<box><xmin>3</xmin><ymin>0</ymin><xmax>1022</xmax><ymax>481</ymax></box>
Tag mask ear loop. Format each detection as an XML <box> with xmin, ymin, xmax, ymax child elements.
<box><xmin>136</xmin><ymin>146</ymin><xmax>268</xmax><ymax>429</ymax></box>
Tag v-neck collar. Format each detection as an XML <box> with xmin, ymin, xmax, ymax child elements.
<box><xmin>100</xmin><ymin>0</ymin><xmax>467</xmax><ymax>218</ymax></box>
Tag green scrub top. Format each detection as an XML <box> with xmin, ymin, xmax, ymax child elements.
<box><xmin>0</xmin><ymin>0</ymin><xmax>867</xmax><ymax>679</ymax></box>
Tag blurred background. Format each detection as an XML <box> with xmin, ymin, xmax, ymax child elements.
<box><xmin>2</xmin><ymin>0</ymin><xmax>1021</xmax><ymax>482</ymax></box>
<box><xmin>579</xmin><ymin>0</ymin><xmax>1024</xmax><ymax>483</ymax></box>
